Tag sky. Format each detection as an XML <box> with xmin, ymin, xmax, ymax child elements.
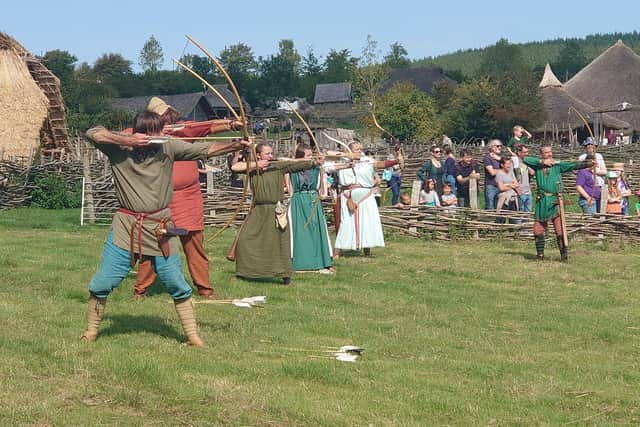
<box><xmin>3</xmin><ymin>0</ymin><xmax>639</xmax><ymax>71</ymax></box>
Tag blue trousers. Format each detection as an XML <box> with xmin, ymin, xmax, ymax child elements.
<box><xmin>519</xmin><ymin>193</ymin><xmax>532</xmax><ymax>212</ymax></box>
<box><xmin>578</xmin><ymin>198</ymin><xmax>599</xmax><ymax>215</ymax></box>
<box><xmin>88</xmin><ymin>231</ymin><xmax>192</xmax><ymax>300</ymax></box>
<box><xmin>387</xmin><ymin>175</ymin><xmax>402</xmax><ymax>205</ymax></box>
<box><xmin>485</xmin><ymin>185</ymin><xmax>499</xmax><ymax>210</ymax></box>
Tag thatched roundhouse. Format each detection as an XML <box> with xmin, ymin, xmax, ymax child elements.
<box><xmin>565</xmin><ymin>40</ymin><xmax>640</xmax><ymax>131</ymax></box>
<box><xmin>538</xmin><ymin>64</ymin><xmax>630</xmax><ymax>137</ymax></box>
<box><xmin>0</xmin><ymin>32</ymin><xmax>68</xmax><ymax>159</ymax></box>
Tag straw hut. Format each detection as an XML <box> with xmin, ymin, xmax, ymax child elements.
<box><xmin>537</xmin><ymin>64</ymin><xmax>630</xmax><ymax>139</ymax></box>
<box><xmin>565</xmin><ymin>40</ymin><xmax>640</xmax><ymax>131</ymax></box>
<box><xmin>380</xmin><ymin>66</ymin><xmax>454</xmax><ymax>95</ymax></box>
<box><xmin>0</xmin><ymin>32</ymin><xmax>68</xmax><ymax>160</ymax></box>
<box><xmin>112</xmin><ymin>87</ymin><xmax>250</xmax><ymax>122</ymax></box>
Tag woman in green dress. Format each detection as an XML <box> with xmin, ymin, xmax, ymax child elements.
<box><xmin>287</xmin><ymin>145</ymin><xmax>334</xmax><ymax>273</ymax></box>
<box><xmin>231</xmin><ymin>143</ymin><xmax>322</xmax><ymax>285</ymax></box>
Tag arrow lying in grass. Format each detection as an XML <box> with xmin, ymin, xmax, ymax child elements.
<box><xmin>170</xmin><ymin>296</ymin><xmax>266</xmax><ymax>308</ymax></box>
<box><xmin>255</xmin><ymin>344</ymin><xmax>364</xmax><ymax>363</ymax></box>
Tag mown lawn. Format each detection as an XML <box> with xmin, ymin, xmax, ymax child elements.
<box><xmin>0</xmin><ymin>208</ymin><xmax>639</xmax><ymax>426</ymax></box>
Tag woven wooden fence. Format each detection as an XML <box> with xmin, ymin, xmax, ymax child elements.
<box><xmin>3</xmin><ymin>137</ymin><xmax>640</xmax><ymax>244</ymax></box>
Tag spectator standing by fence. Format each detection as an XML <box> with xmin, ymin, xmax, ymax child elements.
<box><xmin>511</xmin><ymin>144</ymin><xmax>534</xmax><ymax>212</ymax></box>
<box><xmin>443</xmin><ymin>146</ymin><xmax>457</xmax><ymax>195</ymax></box>
<box><xmin>483</xmin><ymin>139</ymin><xmax>503</xmax><ymax>210</ymax></box>
<box><xmin>455</xmin><ymin>149</ymin><xmax>480</xmax><ymax>208</ymax></box>
<box><xmin>506</xmin><ymin>125</ymin><xmax>531</xmax><ymax>150</ymax></box>
<box><xmin>417</xmin><ymin>145</ymin><xmax>445</xmax><ymax>195</ymax></box>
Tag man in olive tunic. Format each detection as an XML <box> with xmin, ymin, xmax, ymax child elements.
<box><xmin>231</xmin><ymin>143</ymin><xmax>323</xmax><ymax>285</ymax></box>
<box><xmin>523</xmin><ymin>144</ymin><xmax>593</xmax><ymax>262</ymax></box>
<box><xmin>81</xmin><ymin>111</ymin><xmax>249</xmax><ymax>346</ymax></box>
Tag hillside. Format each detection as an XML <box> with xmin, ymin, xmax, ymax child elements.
<box><xmin>415</xmin><ymin>31</ymin><xmax>640</xmax><ymax>79</ymax></box>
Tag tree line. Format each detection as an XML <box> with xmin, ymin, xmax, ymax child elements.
<box><xmin>39</xmin><ymin>32</ymin><xmax>634</xmax><ymax>142</ymax></box>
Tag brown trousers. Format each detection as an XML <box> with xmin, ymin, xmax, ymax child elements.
<box><xmin>533</xmin><ymin>216</ymin><xmax>563</xmax><ymax>237</ymax></box>
<box><xmin>135</xmin><ymin>230</ymin><xmax>212</xmax><ymax>295</ymax></box>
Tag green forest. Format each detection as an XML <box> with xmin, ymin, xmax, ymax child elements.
<box><xmin>42</xmin><ymin>31</ymin><xmax>640</xmax><ymax>141</ymax></box>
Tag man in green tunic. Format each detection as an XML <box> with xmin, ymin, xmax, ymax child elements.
<box><xmin>82</xmin><ymin>111</ymin><xmax>249</xmax><ymax>346</ymax></box>
<box><xmin>231</xmin><ymin>143</ymin><xmax>323</xmax><ymax>285</ymax></box>
<box><xmin>523</xmin><ymin>144</ymin><xmax>593</xmax><ymax>261</ymax></box>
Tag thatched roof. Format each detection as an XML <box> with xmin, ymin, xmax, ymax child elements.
<box><xmin>113</xmin><ymin>87</ymin><xmax>249</xmax><ymax>120</ymax></box>
<box><xmin>538</xmin><ymin>64</ymin><xmax>630</xmax><ymax>131</ymax></box>
<box><xmin>112</xmin><ymin>93</ymin><xmax>205</xmax><ymax>117</ymax></box>
<box><xmin>539</xmin><ymin>85</ymin><xmax>631</xmax><ymax>132</ymax></box>
<box><xmin>204</xmin><ymin>85</ymin><xmax>250</xmax><ymax>111</ymax></box>
<box><xmin>565</xmin><ymin>40</ymin><xmax>640</xmax><ymax>130</ymax></box>
<box><xmin>0</xmin><ymin>32</ymin><xmax>68</xmax><ymax>158</ymax></box>
<box><xmin>380</xmin><ymin>66</ymin><xmax>454</xmax><ymax>94</ymax></box>
<box><xmin>539</xmin><ymin>64</ymin><xmax>562</xmax><ymax>88</ymax></box>
<box><xmin>313</xmin><ymin>83</ymin><xmax>352</xmax><ymax>104</ymax></box>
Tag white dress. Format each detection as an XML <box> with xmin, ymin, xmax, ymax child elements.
<box><xmin>334</xmin><ymin>159</ymin><xmax>385</xmax><ymax>250</ymax></box>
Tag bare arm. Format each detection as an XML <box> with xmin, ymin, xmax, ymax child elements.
<box><xmin>231</xmin><ymin>159</ymin><xmax>269</xmax><ymax>174</ymax></box>
<box><xmin>575</xmin><ymin>184</ymin><xmax>592</xmax><ymax>201</ymax></box>
<box><xmin>86</xmin><ymin>127</ymin><xmax>150</xmax><ymax>146</ymax></box>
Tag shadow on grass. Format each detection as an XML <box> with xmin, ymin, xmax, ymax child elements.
<box><xmin>499</xmin><ymin>250</ymin><xmax>543</xmax><ymax>261</ymax></box>
<box><xmin>100</xmin><ymin>314</ymin><xmax>182</xmax><ymax>341</ymax></box>
<box><xmin>235</xmin><ymin>276</ymin><xmax>286</xmax><ymax>285</ymax></box>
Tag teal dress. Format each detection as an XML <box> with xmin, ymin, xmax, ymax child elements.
<box><xmin>289</xmin><ymin>167</ymin><xmax>333</xmax><ymax>271</ymax></box>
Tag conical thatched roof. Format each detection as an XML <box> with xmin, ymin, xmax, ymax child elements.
<box><xmin>0</xmin><ymin>32</ymin><xmax>68</xmax><ymax>159</ymax></box>
<box><xmin>539</xmin><ymin>85</ymin><xmax>631</xmax><ymax>132</ymax></box>
<box><xmin>537</xmin><ymin>63</ymin><xmax>631</xmax><ymax>131</ymax></box>
<box><xmin>565</xmin><ymin>40</ymin><xmax>640</xmax><ymax>130</ymax></box>
<box><xmin>539</xmin><ymin>64</ymin><xmax>562</xmax><ymax>88</ymax></box>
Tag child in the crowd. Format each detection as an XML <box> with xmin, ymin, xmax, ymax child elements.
<box><xmin>612</xmin><ymin>163</ymin><xmax>631</xmax><ymax>215</ymax></box>
<box><xmin>440</xmin><ymin>182</ymin><xmax>458</xmax><ymax>208</ymax></box>
<box><xmin>419</xmin><ymin>178</ymin><xmax>440</xmax><ymax>207</ymax></box>
<box><xmin>393</xmin><ymin>192</ymin><xmax>412</xmax><ymax>209</ymax></box>
<box><xmin>606</xmin><ymin>171</ymin><xmax>622</xmax><ymax>214</ymax></box>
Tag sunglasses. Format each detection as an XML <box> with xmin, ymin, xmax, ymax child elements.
<box><xmin>492</xmin><ymin>145</ymin><xmax>502</xmax><ymax>148</ymax></box>
<box><xmin>432</xmin><ymin>150</ymin><xmax>441</xmax><ymax>154</ymax></box>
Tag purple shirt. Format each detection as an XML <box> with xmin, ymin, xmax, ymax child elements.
<box><xmin>576</xmin><ymin>169</ymin><xmax>601</xmax><ymax>199</ymax></box>
<box><xmin>483</xmin><ymin>154</ymin><xmax>500</xmax><ymax>187</ymax></box>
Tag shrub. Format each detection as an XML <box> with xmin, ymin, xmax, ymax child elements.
<box><xmin>30</xmin><ymin>174</ymin><xmax>81</xmax><ymax>209</ymax></box>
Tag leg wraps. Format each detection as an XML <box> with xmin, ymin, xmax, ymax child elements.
<box><xmin>81</xmin><ymin>293</ymin><xmax>106</xmax><ymax>342</ymax></box>
<box><xmin>535</xmin><ymin>235</ymin><xmax>545</xmax><ymax>257</ymax></box>
<box><xmin>174</xmin><ymin>297</ymin><xmax>204</xmax><ymax>347</ymax></box>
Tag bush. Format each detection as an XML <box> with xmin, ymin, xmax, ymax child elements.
<box><xmin>30</xmin><ymin>174</ymin><xmax>81</xmax><ymax>209</ymax></box>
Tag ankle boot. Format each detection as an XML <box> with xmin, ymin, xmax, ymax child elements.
<box><xmin>557</xmin><ymin>236</ymin><xmax>568</xmax><ymax>262</ymax></box>
<box><xmin>174</xmin><ymin>297</ymin><xmax>204</xmax><ymax>347</ymax></box>
<box><xmin>534</xmin><ymin>235</ymin><xmax>545</xmax><ymax>260</ymax></box>
<box><xmin>81</xmin><ymin>294</ymin><xmax>106</xmax><ymax>342</ymax></box>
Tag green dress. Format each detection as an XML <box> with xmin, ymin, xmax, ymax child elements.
<box><xmin>235</xmin><ymin>160</ymin><xmax>313</xmax><ymax>279</ymax></box>
<box><xmin>290</xmin><ymin>167</ymin><xmax>333</xmax><ymax>271</ymax></box>
<box><xmin>523</xmin><ymin>156</ymin><xmax>577</xmax><ymax>221</ymax></box>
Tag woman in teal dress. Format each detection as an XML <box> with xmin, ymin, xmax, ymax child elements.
<box><xmin>288</xmin><ymin>145</ymin><xmax>334</xmax><ymax>272</ymax></box>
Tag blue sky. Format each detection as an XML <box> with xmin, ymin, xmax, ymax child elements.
<box><xmin>3</xmin><ymin>0</ymin><xmax>639</xmax><ymax>70</ymax></box>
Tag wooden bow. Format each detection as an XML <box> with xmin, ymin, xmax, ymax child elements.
<box><xmin>183</xmin><ymin>35</ymin><xmax>256</xmax><ymax>242</ymax></box>
<box><xmin>284</xmin><ymin>100</ymin><xmax>325</xmax><ymax>229</ymax></box>
<box><xmin>371</xmin><ymin>112</ymin><xmax>404</xmax><ymax>168</ymax></box>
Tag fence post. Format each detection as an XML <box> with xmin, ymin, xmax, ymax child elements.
<box><xmin>469</xmin><ymin>176</ymin><xmax>479</xmax><ymax>210</ymax></box>
<box><xmin>410</xmin><ymin>180</ymin><xmax>422</xmax><ymax>206</ymax></box>
<box><xmin>206</xmin><ymin>170</ymin><xmax>214</xmax><ymax>195</ymax></box>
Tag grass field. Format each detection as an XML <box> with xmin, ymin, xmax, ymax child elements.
<box><xmin>1</xmin><ymin>208</ymin><xmax>639</xmax><ymax>426</ymax></box>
